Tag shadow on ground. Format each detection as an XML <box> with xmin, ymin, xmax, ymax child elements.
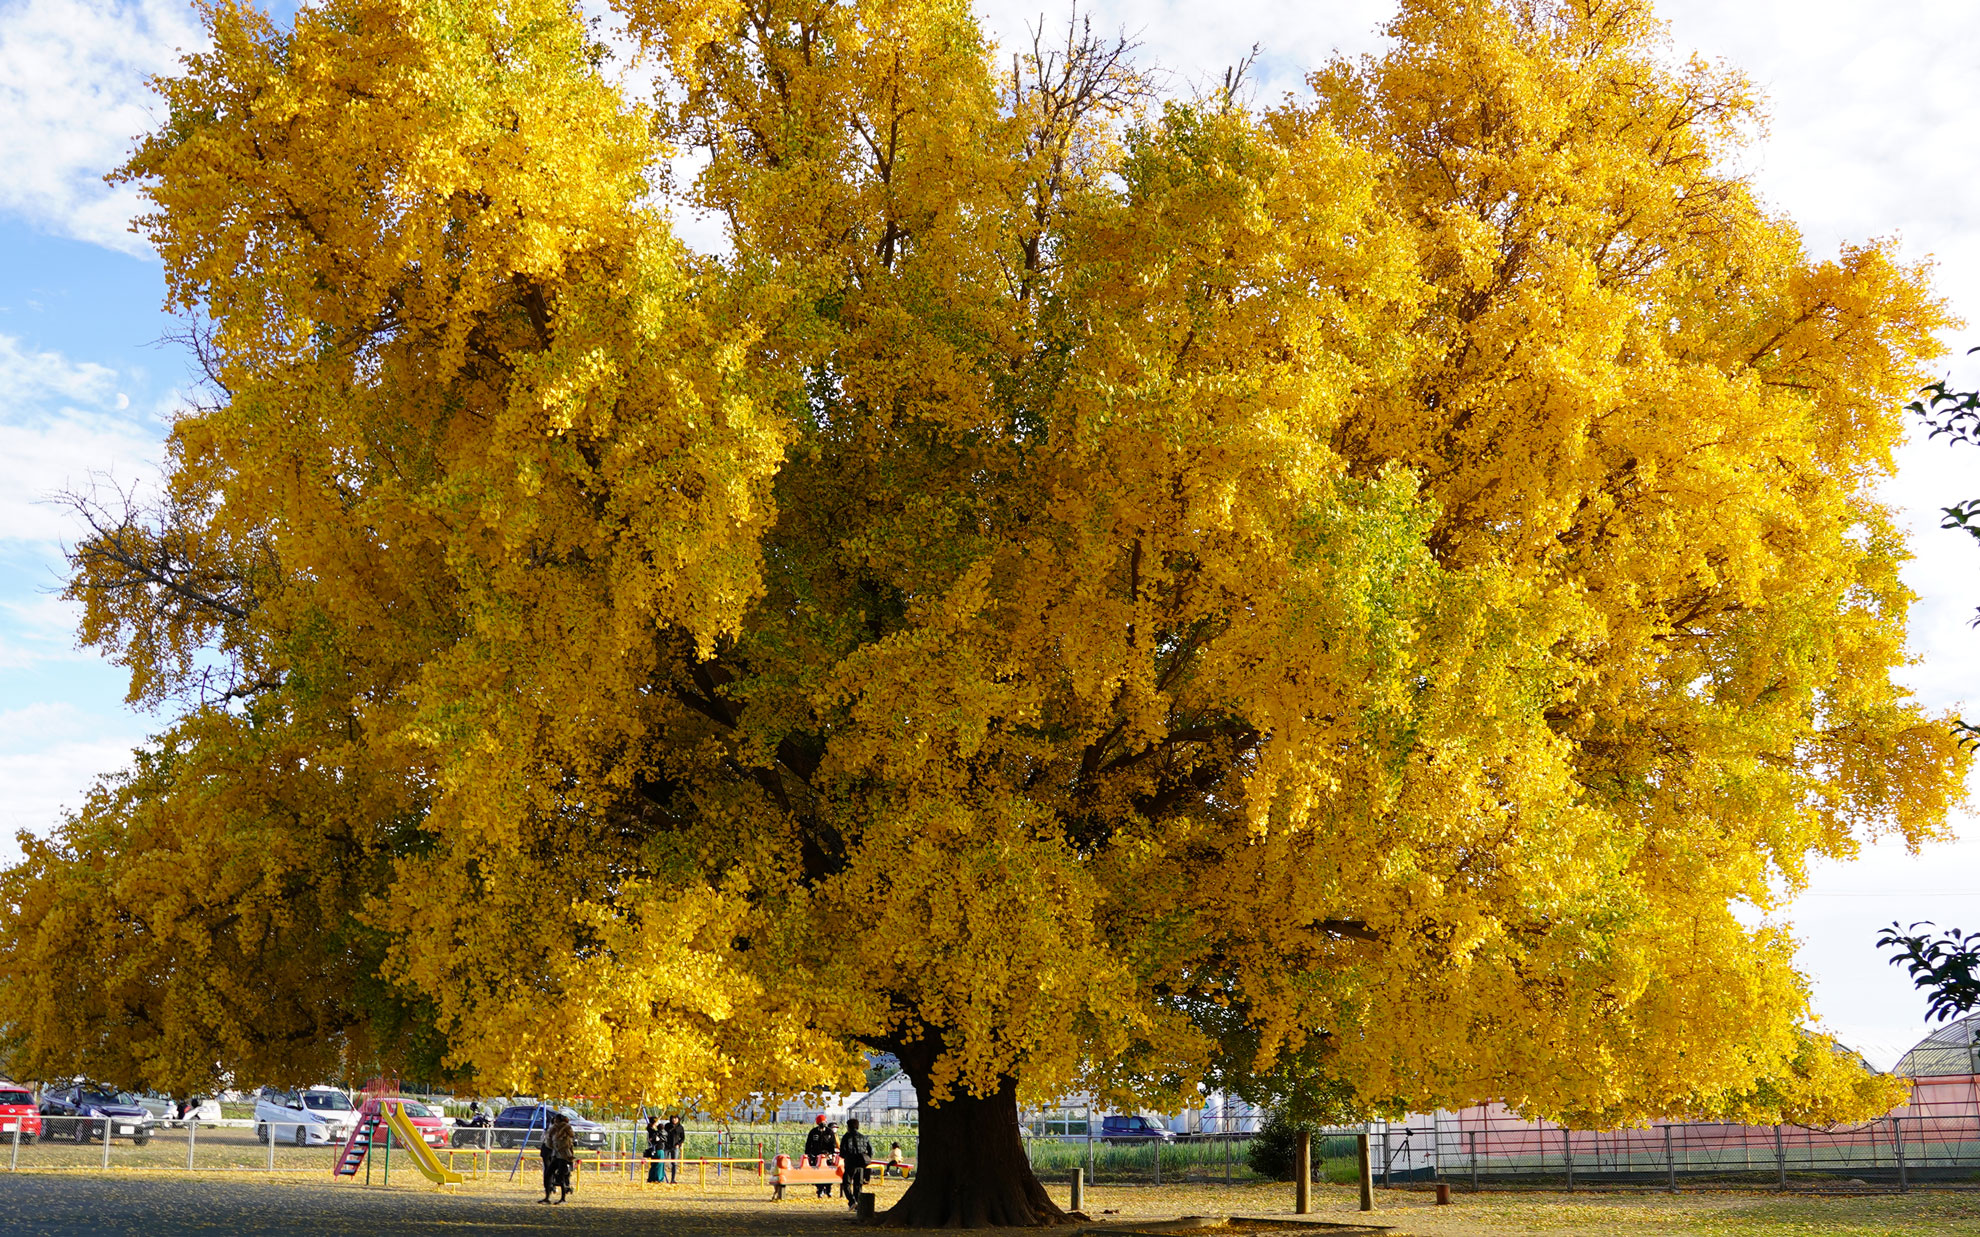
<box><xmin>0</xmin><ymin>1173</ymin><xmax>865</xmax><ymax>1235</ymax></box>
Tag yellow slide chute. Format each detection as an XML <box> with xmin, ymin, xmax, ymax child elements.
<box><xmin>384</xmin><ymin>1101</ymin><xmax>463</xmax><ymax>1186</ymax></box>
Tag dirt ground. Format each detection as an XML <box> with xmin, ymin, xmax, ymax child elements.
<box><xmin>3</xmin><ymin>1173</ymin><xmax>1979</xmax><ymax>1235</ymax></box>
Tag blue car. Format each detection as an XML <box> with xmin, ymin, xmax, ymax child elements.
<box><xmin>38</xmin><ymin>1084</ymin><xmax>155</xmax><ymax>1145</ymax></box>
<box><xmin>486</xmin><ymin>1104</ymin><xmax>608</xmax><ymax>1150</ymax></box>
<box><xmin>1098</xmin><ymin>1114</ymin><xmax>1175</xmax><ymax>1145</ymax></box>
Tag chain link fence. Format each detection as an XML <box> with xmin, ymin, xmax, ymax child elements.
<box><xmin>15</xmin><ymin>1103</ymin><xmax>1974</xmax><ymax>1194</ymax></box>
<box><xmin>1353</xmin><ymin>1113</ymin><xmax>1980</xmax><ymax>1191</ymax></box>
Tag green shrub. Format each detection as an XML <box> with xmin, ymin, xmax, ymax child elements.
<box><xmin>1247</xmin><ymin>1111</ymin><xmax>1323</xmax><ymax>1182</ymax></box>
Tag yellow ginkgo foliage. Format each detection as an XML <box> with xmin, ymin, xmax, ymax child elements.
<box><xmin>0</xmin><ymin>0</ymin><xmax>1963</xmax><ymax>1225</ymax></box>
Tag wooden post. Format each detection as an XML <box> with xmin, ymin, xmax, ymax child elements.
<box><xmin>1562</xmin><ymin>1126</ymin><xmax>1573</xmax><ymax>1192</ymax></box>
<box><xmin>1435</xmin><ymin>1181</ymin><xmax>1451</xmax><ymax>1206</ymax></box>
<box><xmin>1070</xmin><ymin>1166</ymin><xmax>1084</xmax><ymax>1214</ymax></box>
<box><xmin>1469</xmin><ymin>1129</ymin><xmax>1478</xmax><ymax>1192</ymax></box>
<box><xmin>1295</xmin><ymin>1130</ymin><xmax>1311</xmax><ymax>1214</ymax></box>
<box><xmin>1381</xmin><ymin>1126</ymin><xmax>1391</xmax><ymax>1188</ymax></box>
<box><xmin>1357</xmin><ymin>1130</ymin><xmax>1374</xmax><ymax>1212</ymax></box>
<box><xmin>1774</xmin><ymin>1124</ymin><xmax>1786</xmax><ymax>1190</ymax></box>
<box><xmin>1664</xmin><ymin>1124</ymin><xmax>1675</xmax><ymax>1193</ymax></box>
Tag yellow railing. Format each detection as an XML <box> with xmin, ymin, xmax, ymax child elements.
<box><xmin>441</xmin><ymin>1149</ymin><xmax>768</xmax><ymax>1189</ymax></box>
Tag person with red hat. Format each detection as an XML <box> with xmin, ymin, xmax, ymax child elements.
<box><xmin>803</xmin><ymin>1114</ymin><xmax>838</xmax><ymax>1198</ymax></box>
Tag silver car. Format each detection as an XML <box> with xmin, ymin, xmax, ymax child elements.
<box><xmin>255</xmin><ymin>1087</ymin><xmax>356</xmax><ymax>1146</ymax></box>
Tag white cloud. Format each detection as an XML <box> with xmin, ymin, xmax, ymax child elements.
<box><xmin>0</xmin><ymin>0</ymin><xmax>208</xmax><ymax>253</ymax></box>
<box><xmin>0</xmin><ymin>714</ymin><xmax>146</xmax><ymax>867</ymax></box>
<box><xmin>0</xmin><ymin>334</ymin><xmax>164</xmax><ymax>545</ymax></box>
<box><xmin>0</xmin><ymin>332</ymin><xmax>119</xmax><ymax>405</ymax></box>
<box><xmin>973</xmin><ymin>0</ymin><xmax>1393</xmax><ymax>102</ymax></box>
<box><xmin>0</xmin><ymin>594</ymin><xmax>91</xmax><ymax>670</ymax></box>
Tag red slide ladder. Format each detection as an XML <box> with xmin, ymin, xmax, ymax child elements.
<box><xmin>334</xmin><ymin>1099</ymin><xmax>385</xmax><ymax>1177</ymax></box>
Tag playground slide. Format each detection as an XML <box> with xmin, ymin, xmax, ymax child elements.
<box><xmin>384</xmin><ymin>1103</ymin><xmax>463</xmax><ymax>1186</ymax></box>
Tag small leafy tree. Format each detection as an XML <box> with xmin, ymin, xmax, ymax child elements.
<box><xmin>1910</xmin><ymin>362</ymin><xmax>1980</xmax><ymax>569</ymax></box>
<box><xmin>1879</xmin><ymin>923</ymin><xmax>1980</xmax><ymax>1022</ymax></box>
<box><xmin>1872</xmin><ymin>370</ymin><xmax>1980</xmax><ymax>1022</ymax></box>
<box><xmin>1247</xmin><ymin>1110</ymin><xmax>1327</xmax><ymax>1183</ymax></box>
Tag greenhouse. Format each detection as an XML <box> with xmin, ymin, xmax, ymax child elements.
<box><xmin>1895</xmin><ymin>1015</ymin><xmax>1980</xmax><ymax>1079</ymax></box>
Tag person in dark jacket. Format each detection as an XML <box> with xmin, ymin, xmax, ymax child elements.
<box><xmin>665</xmin><ymin>1115</ymin><xmax>687</xmax><ymax>1183</ymax></box>
<box><xmin>803</xmin><ymin>1115</ymin><xmax>837</xmax><ymax>1198</ymax></box>
<box><xmin>541</xmin><ymin>1112</ymin><xmax>576</xmax><ymax>1203</ymax></box>
<box><xmin>838</xmin><ymin>1117</ymin><xmax>872</xmax><ymax>1211</ymax></box>
<box><xmin>644</xmin><ymin>1115</ymin><xmax>664</xmax><ymax>1183</ymax></box>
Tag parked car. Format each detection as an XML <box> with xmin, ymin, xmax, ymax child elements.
<box><xmin>1099</xmin><ymin>1114</ymin><xmax>1175</xmax><ymax>1144</ymax></box>
<box><xmin>486</xmin><ymin>1104</ymin><xmax>609</xmax><ymax>1150</ymax></box>
<box><xmin>255</xmin><ymin>1086</ymin><xmax>357</xmax><ymax>1147</ymax></box>
<box><xmin>387</xmin><ymin>1098</ymin><xmax>449</xmax><ymax>1148</ymax></box>
<box><xmin>38</xmin><ymin>1084</ymin><xmax>154</xmax><ymax>1145</ymax></box>
<box><xmin>134</xmin><ymin>1093</ymin><xmax>224</xmax><ymax>1125</ymax></box>
<box><xmin>0</xmin><ymin>1081</ymin><xmax>42</xmax><ymax>1144</ymax></box>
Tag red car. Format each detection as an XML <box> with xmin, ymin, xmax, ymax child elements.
<box><xmin>0</xmin><ymin>1081</ymin><xmax>43</xmax><ymax>1144</ymax></box>
<box><xmin>391</xmin><ymin>1098</ymin><xmax>449</xmax><ymax>1148</ymax></box>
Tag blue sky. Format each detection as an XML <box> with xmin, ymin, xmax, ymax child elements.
<box><xmin>0</xmin><ymin>222</ymin><xmax>177</xmax><ymax>853</ymax></box>
<box><xmin>2</xmin><ymin>0</ymin><xmax>1978</xmax><ymax>1071</ymax></box>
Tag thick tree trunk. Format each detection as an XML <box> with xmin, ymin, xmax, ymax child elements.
<box><xmin>879</xmin><ymin>1068</ymin><xmax>1067</xmax><ymax>1228</ymax></box>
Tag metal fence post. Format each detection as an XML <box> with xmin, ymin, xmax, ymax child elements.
<box><xmin>103</xmin><ymin>1119</ymin><xmax>112</xmax><ymax>1171</ymax></box>
<box><xmin>1894</xmin><ymin>1117</ymin><xmax>1908</xmax><ymax>1192</ymax></box>
<box><xmin>1153</xmin><ymin>1136</ymin><xmax>1160</xmax><ymax>1186</ymax></box>
<box><xmin>9</xmin><ymin>1122</ymin><xmax>17</xmax><ymax>1171</ymax></box>
<box><xmin>1087</xmin><ymin>1105</ymin><xmax>1095</xmax><ymax>1184</ymax></box>
<box><xmin>1664</xmin><ymin>1125</ymin><xmax>1675</xmax><ymax>1193</ymax></box>
<box><xmin>188</xmin><ymin>1120</ymin><xmax>197</xmax><ymax>1172</ymax></box>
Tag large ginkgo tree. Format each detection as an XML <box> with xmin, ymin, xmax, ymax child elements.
<box><xmin>1</xmin><ymin>0</ymin><xmax>1965</xmax><ymax>1224</ymax></box>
